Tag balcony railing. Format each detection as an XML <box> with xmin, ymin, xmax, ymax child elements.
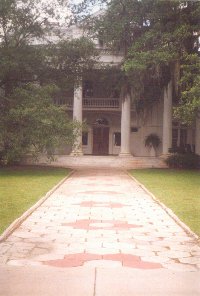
<box><xmin>54</xmin><ymin>97</ymin><xmax>73</xmax><ymax>107</ymax></box>
<box><xmin>54</xmin><ymin>97</ymin><xmax>120</xmax><ymax>110</ymax></box>
<box><xmin>83</xmin><ymin>98</ymin><xmax>120</xmax><ymax>109</ymax></box>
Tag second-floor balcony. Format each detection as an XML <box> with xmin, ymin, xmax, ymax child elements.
<box><xmin>54</xmin><ymin>97</ymin><xmax>121</xmax><ymax>111</ymax></box>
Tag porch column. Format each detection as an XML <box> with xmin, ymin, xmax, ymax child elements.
<box><xmin>71</xmin><ymin>80</ymin><xmax>83</xmax><ymax>155</ymax></box>
<box><xmin>120</xmin><ymin>94</ymin><xmax>131</xmax><ymax>156</ymax></box>
<box><xmin>195</xmin><ymin>115</ymin><xmax>200</xmax><ymax>155</ymax></box>
<box><xmin>162</xmin><ymin>80</ymin><xmax>173</xmax><ymax>155</ymax></box>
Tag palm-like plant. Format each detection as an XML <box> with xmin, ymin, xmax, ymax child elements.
<box><xmin>145</xmin><ymin>133</ymin><xmax>161</xmax><ymax>149</ymax></box>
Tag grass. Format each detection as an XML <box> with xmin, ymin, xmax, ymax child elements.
<box><xmin>0</xmin><ymin>166</ymin><xmax>70</xmax><ymax>234</ymax></box>
<box><xmin>130</xmin><ymin>169</ymin><xmax>200</xmax><ymax>237</ymax></box>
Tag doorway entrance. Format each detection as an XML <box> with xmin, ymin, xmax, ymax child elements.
<box><xmin>93</xmin><ymin>118</ymin><xmax>109</xmax><ymax>155</ymax></box>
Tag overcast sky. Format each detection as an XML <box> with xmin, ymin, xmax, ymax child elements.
<box><xmin>39</xmin><ymin>0</ymin><xmax>99</xmax><ymax>24</ymax></box>
<box><xmin>19</xmin><ymin>0</ymin><xmax>101</xmax><ymax>26</ymax></box>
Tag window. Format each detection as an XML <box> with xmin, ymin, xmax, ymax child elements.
<box><xmin>114</xmin><ymin>132</ymin><xmax>121</xmax><ymax>146</ymax></box>
<box><xmin>82</xmin><ymin>132</ymin><xmax>88</xmax><ymax>146</ymax></box>
<box><xmin>172</xmin><ymin>129</ymin><xmax>178</xmax><ymax>148</ymax></box>
<box><xmin>98</xmin><ymin>37</ymin><xmax>104</xmax><ymax>47</ymax></box>
<box><xmin>180</xmin><ymin>129</ymin><xmax>187</xmax><ymax>147</ymax></box>
<box><xmin>83</xmin><ymin>80</ymin><xmax>93</xmax><ymax>98</ymax></box>
<box><xmin>110</xmin><ymin>86</ymin><xmax>120</xmax><ymax>98</ymax></box>
<box><xmin>172</xmin><ymin>122</ymin><xmax>188</xmax><ymax>150</ymax></box>
<box><xmin>98</xmin><ymin>31</ymin><xmax>104</xmax><ymax>47</ymax></box>
<box><xmin>131</xmin><ymin>127</ymin><xmax>138</xmax><ymax>133</ymax></box>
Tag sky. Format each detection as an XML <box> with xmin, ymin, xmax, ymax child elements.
<box><xmin>38</xmin><ymin>0</ymin><xmax>71</xmax><ymax>25</ymax></box>
<box><xmin>38</xmin><ymin>0</ymin><xmax>100</xmax><ymax>25</ymax></box>
<box><xmin>18</xmin><ymin>0</ymin><xmax>102</xmax><ymax>26</ymax></box>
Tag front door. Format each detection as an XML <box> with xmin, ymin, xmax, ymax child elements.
<box><xmin>93</xmin><ymin>127</ymin><xmax>109</xmax><ymax>155</ymax></box>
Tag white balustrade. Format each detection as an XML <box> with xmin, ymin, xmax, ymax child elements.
<box><xmin>54</xmin><ymin>97</ymin><xmax>120</xmax><ymax>109</ymax></box>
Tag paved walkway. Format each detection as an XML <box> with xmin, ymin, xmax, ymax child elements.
<box><xmin>0</xmin><ymin>169</ymin><xmax>200</xmax><ymax>295</ymax></box>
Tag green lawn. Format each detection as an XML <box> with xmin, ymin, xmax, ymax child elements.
<box><xmin>0</xmin><ymin>166</ymin><xmax>70</xmax><ymax>234</ymax></box>
<box><xmin>130</xmin><ymin>169</ymin><xmax>200</xmax><ymax>237</ymax></box>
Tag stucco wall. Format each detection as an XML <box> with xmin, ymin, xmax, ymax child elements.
<box><xmin>55</xmin><ymin>100</ymin><xmax>195</xmax><ymax>156</ymax></box>
<box><xmin>130</xmin><ymin>100</ymin><xmax>163</xmax><ymax>156</ymax></box>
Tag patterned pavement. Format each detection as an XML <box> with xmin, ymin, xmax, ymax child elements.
<box><xmin>0</xmin><ymin>169</ymin><xmax>200</xmax><ymax>272</ymax></box>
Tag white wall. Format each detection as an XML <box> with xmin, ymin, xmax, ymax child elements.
<box><xmin>55</xmin><ymin>100</ymin><xmax>196</xmax><ymax>156</ymax></box>
<box><xmin>82</xmin><ymin>107</ymin><xmax>164</xmax><ymax>157</ymax></box>
<box><xmin>130</xmin><ymin>101</ymin><xmax>163</xmax><ymax>156</ymax></box>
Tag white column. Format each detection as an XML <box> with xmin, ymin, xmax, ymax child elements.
<box><xmin>162</xmin><ymin>80</ymin><xmax>173</xmax><ymax>155</ymax></box>
<box><xmin>195</xmin><ymin>115</ymin><xmax>200</xmax><ymax>155</ymax></box>
<box><xmin>71</xmin><ymin>81</ymin><xmax>83</xmax><ymax>155</ymax></box>
<box><xmin>119</xmin><ymin>94</ymin><xmax>131</xmax><ymax>156</ymax></box>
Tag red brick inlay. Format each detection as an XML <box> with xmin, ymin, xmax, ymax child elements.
<box><xmin>62</xmin><ymin>219</ymin><xmax>140</xmax><ymax>230</ymax></box>
<box><xmin>43</xmin><ymin>253</ymin><xmax>162</xmax><ymax>269</ymax></box>
<box><xmin>76</xmin><ymin>201</ymin><xmax>125</xmax><ymax>208</ymax></box>
<box><xmin>44</xmin><ymin>253</ymin><xmax>101</xmax><ymax>268</ymax></box>
<box><xmin>103</xmin><ymin>253</ymin><xmax>161</xmax><ymax>268</ymax></box>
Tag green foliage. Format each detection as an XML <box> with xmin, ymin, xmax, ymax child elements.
<box><xmin>165</xmin><ymin>153</ymin><xmax>200</xmax><ymax>169</ymax></box>
<box><xmin>123</xmin><ymin>1</ymin><xmax>200</xmax><ymax>102</ymax></box>
<box><xmin>174</xmin><ymin>54</ymin><xmax>200</xmax><ymax>124</ymax></box>
<box><xmin>50</xmin><ymin>37</ymin><xmax>98</xmax><ymax>89</ymax></box>
<box><xmin>0</xmin><ymin>84</ymin><xmax>78</xmax><ymax>164</ymax></box>
<box><xmin>75</xmin><ymin>0</ymin><xmax>200</xmax><ymax>119</ymax></box>
<box><xmin>0</xmin><ymin>0</ymin><xmax>51</xmax><ymax>95</ymax></box>
<box><xmin>0</xmin><ymin>0</ymin><xmax>98</xmax><ymax>163</ymax></box>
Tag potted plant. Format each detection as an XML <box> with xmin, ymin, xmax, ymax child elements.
<box><xmin>145</xmin><ymin>133</ymin><xmax>161</xmax><ymax>156</ymax></box>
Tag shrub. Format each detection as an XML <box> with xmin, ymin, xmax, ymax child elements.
<box><xmin>165</xmin><ymin>153</ymin><xmax>200</xmax><ymax>169</ymax></box>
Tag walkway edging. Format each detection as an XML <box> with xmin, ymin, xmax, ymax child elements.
<box><xmin>0</xmin><ymin>170</ymin><xmax>75</xmax><ymax>243</ymax></box>
<box><xmin>127</xmin><ymin>172</ymin><xmax>200</xmax><ymax>242</ymax></box>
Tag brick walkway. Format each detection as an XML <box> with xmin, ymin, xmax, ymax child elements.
<box><xmin>0</xmin><ymin>169</ymin><xmax>199</xmax><ymax>272</ymax></box>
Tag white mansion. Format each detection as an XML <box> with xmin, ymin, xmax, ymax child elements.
<box><xmin>55</xmin><ymin>25</ymin><xmax>200</xmax><ymax>159</ymax></box>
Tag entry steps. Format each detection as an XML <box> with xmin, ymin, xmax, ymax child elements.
<box><xmin>34</xmin><ymin>155</ymin><xmax>168</xmax><ymax>169</ymax></box>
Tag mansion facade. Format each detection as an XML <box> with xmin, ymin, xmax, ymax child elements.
<box><xmin>56</xmin><ymin>26</ymin><xmax>200</xmax><ymax>158</ymax></box>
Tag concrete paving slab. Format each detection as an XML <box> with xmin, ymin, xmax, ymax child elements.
<box><xmin>95</xmin><ymin>268</ymin><xmax>200</xmax><ymax>296</ymax></box>
<box><xmin>0</xmin><ymin>168</ymin><xmax>200</xmax><ymax>295</ymax></box>
<box><xmin>0</xmin><ymin>266</ymin><xmax>95</xmax><ymax>296</ymax></box>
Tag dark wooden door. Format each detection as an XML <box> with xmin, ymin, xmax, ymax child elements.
<box><xmin>93</xmin><ymin>127</ymin><xmax>109</xmax><ymax>155</ymax></box>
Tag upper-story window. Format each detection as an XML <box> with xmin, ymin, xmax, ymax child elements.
<box><xmin>98</xmin><ymin>30</ymin><xmax>104</xmax><ymax>47</ymax></box>
<box><xmin>83</xmin><ymin>80</ymin><xmax>93</xmax><ymax>98</ymax></box>
<box><xmin>98</xmin><ymin>37</ymin><xmax>104</xmax><ymax>47</ymax></box>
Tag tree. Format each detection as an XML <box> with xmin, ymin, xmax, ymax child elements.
<box><xmin>0</xmin><ymin>0</ymin><xmax>97</xmax><ymax>163</ymax></box>
<box><xmin>0</xmin><ymin>84</ymin><xmax>78</xmax><ymax>163</ymax></box>
<box><xmin>122</xmin><ymin>1</ymin><xmax>200</xmax><ymax>123</ymax></box>
<box><xmin>174</xmin><ymin>54</ymin><xmax>200</xmax><ymax>125</ymax></box>
<box><xmin>47</xmin><ymin>37</ymin><xmax>98</xmax><ymax>90</ymax></box>
<box><xmin>73</xmin><ymin>0</ymin><xmax>200</xmax><ymax>122</ymax></box>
